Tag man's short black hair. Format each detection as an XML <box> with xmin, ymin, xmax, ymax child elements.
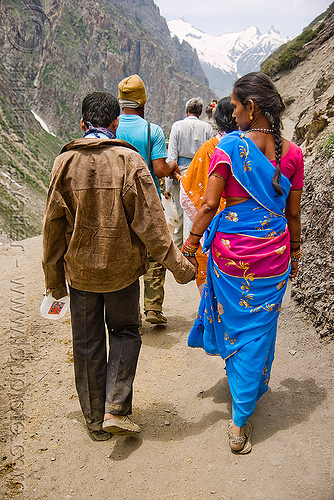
<box><xmin>82</xmin><ymin>92</ymin><xmax>120</xmax><ymax>128</ymax></box>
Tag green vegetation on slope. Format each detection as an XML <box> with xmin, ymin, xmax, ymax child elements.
<box><xmin>261</xmin><ymin>3</ymin><xmax>334</xmax><ymax>77</ymax></box>
<box><xmin>317</xmin><ymin>132</ymin><xmax>334</xmax><ymax>159</ymax></box>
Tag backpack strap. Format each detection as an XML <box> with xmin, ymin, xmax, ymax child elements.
<box><xmin>147</xmin><ymin>121</ymin><xmax>151</xmax><ymax>168</ymax></box>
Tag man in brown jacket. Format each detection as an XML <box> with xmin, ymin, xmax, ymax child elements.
<box><xmin>42</xmin><ymin>92</ymin><xmax>195</xmax><ymax>441</ymax></box>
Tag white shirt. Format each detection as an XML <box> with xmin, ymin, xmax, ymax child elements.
<box><xmin>167</xmin><ymin>116</ymin><xmax>213</xmax><ymax>163</ymax></box>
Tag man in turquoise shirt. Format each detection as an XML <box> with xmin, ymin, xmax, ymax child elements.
<box><xmin>117</xmin><ymin>74</ymin><xmax>180</xmax><ymax>325</ymax></box>
<box><xmin>117</xmin><ymin>115</ymin><xmax>167</xmax><ymax>195</ymax></box>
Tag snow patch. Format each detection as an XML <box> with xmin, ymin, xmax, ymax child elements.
<box><xmin>1</xmin><ymin>171</ymin><xmax>21</xmax><ymax>188</ymax></box>
<box><xmin>31</xmin><ymin>110</ymin><xmax>56</xmax><ymax>137</ymax></box>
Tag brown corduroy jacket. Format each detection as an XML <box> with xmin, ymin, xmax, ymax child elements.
<box><xmin>42</xmin><ymin>138</ymin><xmax>195</xmax><ymax>298</ymax></box>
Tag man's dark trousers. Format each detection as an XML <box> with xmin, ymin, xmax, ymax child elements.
<box><xmin>69</xmin><ymin>280</ymin><xmax>142</xmax><ymax>432</ymax></box>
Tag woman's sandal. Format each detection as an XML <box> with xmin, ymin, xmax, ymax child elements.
<box><xmin>227</xmin><ymin>419</ymin><xmax>252</xmax><ymax>454</ymax></box>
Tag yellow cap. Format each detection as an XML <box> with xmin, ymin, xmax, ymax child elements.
<box><xmin>118</xmin><ymin>74</ymin><xmax>147</xmax><ymax>107</ymax></box>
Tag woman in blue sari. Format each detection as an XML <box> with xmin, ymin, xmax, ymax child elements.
<box><xmin>181</xmin><ymin>73</ymin><xmax>303</xmax><ymax>453</ymax></box>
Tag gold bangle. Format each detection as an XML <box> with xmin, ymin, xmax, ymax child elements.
<box><xmin>290</xmin><ymin>248</ymin><xmax>301</xmax><ymax>261</ymax></box>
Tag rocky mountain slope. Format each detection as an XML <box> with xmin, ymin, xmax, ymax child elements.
<box><xmin>1</xmin><ymin>0</ymin><xmax>214</xmax><ymax>141</ymax></box>
<box><xmin>168</xmin><ymin>19</ymin><xmax>287</xmax><ymax>97</ymax></box>
<box><xmin>0</xmin><ymin>0</ymin><xmax>215</xmax><ymax>240</ymax></box>
<box><xmin>264</xmin><ymin>4</ymin><xmax>334</xmax><ymax>339</ymax></box>
<box><xmin>0</xmin><ymin>1</ymin><xmax>332</xmax><ymax>340</ymax></box>
<box><xmin>0</xmin><ymin>71</ymin><xmax>62</xmax><ymax>241</ymax></box>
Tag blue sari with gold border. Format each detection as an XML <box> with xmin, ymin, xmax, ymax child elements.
<box><xmin>188</xmin><ymin>131</ymin><xmax>292</xmax><ymax>427</ymax></box>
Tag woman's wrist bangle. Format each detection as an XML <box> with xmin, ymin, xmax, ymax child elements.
<box><xmin>182</xmin><ymin>243</ymin><xmax>200</xmax><ymax>251</ymax></box>
<box><xmin>290</xmin><ymin>247</ymin><xmax>301</xmax><ymax>261</ymax></box>
<box><xmin>181</xmin><ymin>238</ymin><xmax>200</xmax><ymax>256</ymax></box>
<box><xmin>183</xmin><ymin>237</ymin><xmax>200</xmax><ymax>248</ymax></box>
<box><xmin>190</xmin><ymin>231</ymin><xmax>203</xmax><ymax>238</ymax></box>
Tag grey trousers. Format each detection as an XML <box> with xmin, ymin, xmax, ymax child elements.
<box><xmin>69</xmin><ymin>281</ymin><xmax>142</xmax><ymax>432</ymax></box>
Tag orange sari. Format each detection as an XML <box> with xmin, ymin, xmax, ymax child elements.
<box><xmin>180</xmin><ymin>135</ymin><xmax>226</xmax><ymax>289</ymax></box>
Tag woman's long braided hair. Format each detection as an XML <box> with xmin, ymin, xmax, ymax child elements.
<box><xmin>233</xmin><ymin>72</ymin><xmax>286</xmax><ymax>196</ymax></box>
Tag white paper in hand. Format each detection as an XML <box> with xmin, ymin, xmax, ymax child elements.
<box><xmin>40</xmin><ymin>292</ymin><xmax>70</xmax><ymax>320</ymax></box>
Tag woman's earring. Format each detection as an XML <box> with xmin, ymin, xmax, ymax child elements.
<box><xmin>249</xmin><ymin>113</ymin><xmax>253</xmax><ymax>122</ymax></box>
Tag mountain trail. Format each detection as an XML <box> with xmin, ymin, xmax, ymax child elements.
<box><xmin>0</xmin><ymin>235</ymin><xmax>333</xmax><ymax>499</ymax></box>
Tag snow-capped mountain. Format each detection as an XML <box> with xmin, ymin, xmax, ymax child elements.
<box><xmin>168</xmin><ymin>19</ymin><xmax>288</xmax><ymax>97</ymax></box>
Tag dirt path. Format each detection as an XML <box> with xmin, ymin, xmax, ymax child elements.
<box><xmin>1</xmin><ymin>236</ymin><xmax>333</xmax><ymax>500</ymax></box>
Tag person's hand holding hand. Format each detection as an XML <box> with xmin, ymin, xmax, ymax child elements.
<box><xmin>187</xmin><ymin>256</ymin><xmax>198</xmax><ymax>279</ymax></box>
<box><xmin>167</xmin><ymin>161</ymin><xmax>181</xmax><ymax>180</ymax></box>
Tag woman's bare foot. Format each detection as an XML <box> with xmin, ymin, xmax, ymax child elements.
<box><xmin>227</xmin><ymin>419</ymin><xmax>246</xmax><ymax>451</ymax></box>
<box><xmin>229</xmin><ymin>421</ymin><xmax>244</xmax><ymax>437</ymax></box>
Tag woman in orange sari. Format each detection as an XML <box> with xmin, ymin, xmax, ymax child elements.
<box><xmin>180</xmin><ymin>97</ymin><xmax>237</xmax><ymax>293</ymax></box>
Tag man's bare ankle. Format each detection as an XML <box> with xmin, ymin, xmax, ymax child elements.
<box><xmin>104</xmin><ymin>413</ymin><xmax>125</xmax><ymax>421</ymax></box>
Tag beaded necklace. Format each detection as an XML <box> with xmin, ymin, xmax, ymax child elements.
<box><xmin>248</xmin><ymin>128</ymin><xmax>274</xmax><ymax>134</ymax></box>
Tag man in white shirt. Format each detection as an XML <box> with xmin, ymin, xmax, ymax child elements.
<box><xmin>167</xmin><ymin>98</ymin><xmax>213</xmax><ymax>248</ymax></box>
